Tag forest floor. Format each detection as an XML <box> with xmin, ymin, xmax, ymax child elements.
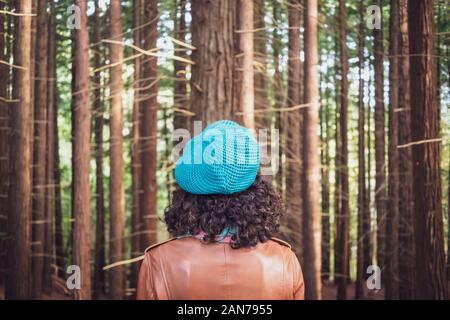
<box><xmin>321</xmin><ymin>280</ymin><xmax>385</xmax><ymax>300</ymax></box>
<box><xmin>0</xmin><ymin>279</ymin><xmax>385</xmax><ymax>300</ymax></box>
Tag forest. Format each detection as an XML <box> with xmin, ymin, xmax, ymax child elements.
<box><xmin>0</xmin><ymin>0</ymin><xmax>449</xmax><ymax>300</ymax></box>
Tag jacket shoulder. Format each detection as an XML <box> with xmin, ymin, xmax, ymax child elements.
<box><xmin>144</xmin><ymin>238</ymin><xmax>178</xmax><ymax>254</ymax></box>
<box><xmin>269</xmin><ymin>237</ymin><xmax>292</xmax><ymax>249</ymax></box>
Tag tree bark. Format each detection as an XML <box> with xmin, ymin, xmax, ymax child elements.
<box><xmin>302</xmin><ymin>0</ymin><xmax>321</xmax><ymax>300</ymax></box>
<box><xmin>130</xmin><ymin>0</ymin><xmax>143</xmax><ymax>296</ymax></box>
<box><xmin>336</xmin><ymin>0</ymin><xmax>350</xmax><ymax>300</ymax></box>
<box><xmin>43</xmin><ymin>0</ymin><xmax>56</xmax><ymax>295</ymax></box>
<box><xmin>237</xmin><ymin>0</ymin><xmax>254</xmax><ymax>130</ymax></box>
<box><xmin>447</xmin><ymin>45</ymin><xmax>450</xmax><ymax>282</ymax></box>
<box><xmin>408</xmin><ymin>0</ymin><xmax>448</xmax><ymax>300</ymax></box>
<box><xmin>92</xmin><ymin>0</ymin><xmax>105</xmax><ymax>299</ymax></box>
<box><xmin>333</xmin><ymin>27</ymin><xmax>341</xmax><ymax>286</ymax></box>
<box><xmin>140</xmin><ymin>0</ymin><xmax>158</xmax><ymax>250</ymax></box>
<box><xmin>31</xmin><ymin>0</ymin><xmax>48</xmax><ymax>299</ymax></box>
<box><xmin>5</xmin><ymin>0</ymin><xmax>33</xmax><ymax>300</ymax></box>
<box><xmin>108</xmin><ymin>0</ymin><xmax>126</xmax><ymax>300</ymax></box>
<box><xmin>190</xmin><ymin>0</ymin><xmax>236</xmax><ymax>125</ymax></box>
<box><xmin>373</xmin><ymin>0</ymin><xmax>387</xmax><ymax>276</ymax></box>
<box><xmin>397</xmin><ymin>0</ymin><xmax>415</xmax><ymax>299</ymax></box>
<box><xmin>54</xmin><ymin>86</ymin><xmax>64</xmax><ymax>280</ymax></box>
<box><xmin>385</xmin><ymin>0</ymin><xmax>400</xmax><ymax>300</ymax></box>
<box><xmin>0</xmin><ymin>0</ymin><xmax>10</xmax><ymax>286</ymax></box>
<box><xmin>254</xmin><ymin>0</ymin><xmax>269</xmax><ymax>129</ymax></box>
<box><xmin>355</xmin><ymin>0</ymin><xmax>366</xmax><ymax>300</ymax></box>
<box><xmin>173</xmin><ymin>0</ymin><xmax>188</xmax><ymax>130</ymax></box>
<box><xmin>283</xmin><ymin>0</ymin><xmax>303</xmax><ymax>262</ymax></box>
<box><xmin>72</xmin><ymin>0</ymin><xmax>92</xmax><ymax>300</ymax></box>
<box><xmin>272</xmin><ymin>1</ymin><xmax>285</xmax><ymax>194</ymax></box>
<box><xmin>320</xmin><ymin>65</ymin><xmax>330</xmax><ymax>283</ymax></box>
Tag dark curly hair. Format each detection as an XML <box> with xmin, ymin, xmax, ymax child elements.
<box><xmin>164</xmin><ymin>175</ymin><xmax>284</xmax><ymax>248</ymax></box>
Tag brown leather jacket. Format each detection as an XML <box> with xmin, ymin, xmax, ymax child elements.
<box><xmin>137</xmin><ymin>237</ymin><xmax>304</xmax><ymax>300</ymax></box>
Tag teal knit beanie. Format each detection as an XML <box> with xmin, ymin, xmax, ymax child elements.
<box><xmin>175</xmin><ymin>120</ymin><xmax>260</xmax><ymax>195</ymax></box>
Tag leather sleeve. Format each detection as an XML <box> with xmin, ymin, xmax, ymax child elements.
<box><xmin>291</xmin><ymin>251</ymin><xmax>305</xmax><ymax>300</ymax></box>
<box><xmin>136</xmin><ymin>254</ymin><xmax>155</xmax><ymax>300</ymax></box>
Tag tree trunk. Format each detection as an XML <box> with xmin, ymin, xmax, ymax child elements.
<box><xmin>397</xmin><ymin>0</ymin><xmax>415</xmax><ymax>299</ymax></box>
<box><xmin>365</xmin><ymin>57</ymin><xmax>373</xmax><ymax>271</ymax></box>
<box><xmin>355</xmin><ymin>0</ymin><xmax>366</xmax><ymax>300</ymax></box>
<box><xmin>53</xmin><ymin>7</ymin><xmax>64</xmax><ymax>278</ymax></box>
<box><xmin>385</xmin><ymin>0</ymin><xmax>400</xmax><ymax>300</ymax></box>
<box><xmin>373</xmin><ymin>0</ymin><xmax>387</xmax><ymax>276</ymax></box>
<box><xmin>92</xmin><ymin>0</ymin><xmax>105</xmax><ymax>300</ymax></box>
<box><xmin>140</xmin><ymin>0</ymin><xmax>158</xmax><ymax>250</ymax></box>
<box><xmin>54</xmin><ymin>87</ymin><xmax>64</xmax><ymax>280</ymax></box>
<box><xmin>5</xmin><ymin>0</ymin><xmax>33</xmax><ymax>300</ymax></box>
<box><xmin>302</xmin><ymin>0</ymin><xmax>321</xmax><ymax>300</ymax></box>
<box><xmin>0</xmin><ymin>0</ymin><xmax>10</xmax><ymax>286</ymax></box>
<box><xmin>408</xmin><ymin>0</ymin><xmax>448</xmax><ymax>300</ymax></box>
<box><xmin>336</xmin><ymin>0</ymin><xmax>350</xmax><ymax>300</ymax></box>
<box><xmin>283</xmin><ymin>0</ymin><xmax>303</xmax><ymax>262</ymax></box>
<box><xmin>272</xmin><ymin>1</ymin><xmax>285</xmax><ymax>194</ymax></box>
<box><xmin>43</xmin><ymin>0</ymin><xmax>56</xmax><ymax>295</ymax></box>
<box><xmin>238</xmin><ymin>0</ymin><xmax>254</xmax><ymax>129</ymax></box>
<box><xmin>320</xmin><ymin>66</ymin><xmax>330</xmax><ymax>283</ymax></box>
<box><xmin>29</xmin><ymin>0</ymin><xmax>36</xmax><ymax>164</ymax></box>
<box><xmin>108</xmin><ymin>0</ymin><xmax>126</xmax><ymax>300</ymax></box>
<box><xmin>173</xmin><ymin>0</ymin><xmax>188</xmax><ymax>130</ymax></box>
<box><xmin>333</xmin><ymin>27</ymin><xmax>341</xmax><ymax>285</ymax></box>
<box><xmin>447</xmin><ymin>45</ymin><xmax>450</xmax><ymax>281</ymax></box>
<box><xmin>254</xmin><ymin>0</ymin><xmax>269</xmax><ymax>129</ymax></box>
<box><xmin>130</xmin><ymin>0</ymin><xmax>143</xmax><ymax>296</ymax></box>
<box><xmin>190</xmin><ymin>0</ymin><xmax>235</xmax><ymax>125</ymax></box>
<box><xmin>72</xmin><ymin>0</ymin><xmax>92</xmax><ymax>300</ymax></box>
<box><xmin>31</xmin><ymin>0</ymin><xmax>48</xmax><ymax>299</ymax></box>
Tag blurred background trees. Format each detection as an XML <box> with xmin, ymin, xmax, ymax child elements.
<box><xmin>0</xmin><ymin>0</ymin><xmax>449</xmax><ymax>300</ymax></box>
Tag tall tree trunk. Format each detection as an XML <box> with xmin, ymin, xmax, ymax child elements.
<box><xmin>140</xmin><ymin>0</ymin><xmax>158</xmax><ymax>250</ymax></box>
<box><xmin>254</xmin><ymin>0</ymin><xmax>269</xmax><ymax>129</ymax></box>
<box><xmin>53</xmin><ymin>3</ymin><xmax>63</xmax><ymax>278</ymax></box>
<box><xmin>173</xmin><ymin>0</ymin><xmax>188</xmax><ymax>130</ymax></box>
<box><xmin>284</xmin><ymin>0</ymin><xmax>303</xmax><ymax>262</ymax></box>
<box><xmin>72</xmin><ymin>0</ymin><xmax>92</xmax><ymax>300</ymax></box>
<box><xmin>130</xmin><ymin>0</ymin><xmax>142</xmax><ymax>296</ymax></box>
<box><xmin>0</xmin><ymin>0</ymin><xmax>10</xmax><ymax>286</ymax></box>
<box><xmin>272</xmin><ymin>1</ymin><xmax>285</xmax><ymax>194</ymax></box>
<box><xmin>238</xmin><ymin>0</ymin><xmax>254</xmax><ymax>130</ymax></box>
<box><xmin>108</xmin><ymin>0</ymin><xmax>126</xmax><ymax>300</ymax></box>
<box><xmin>365</xmin><ymin>57</ymin><xmax>373</xmax><ymax>271</ymax></box>
<box><xmin>408</xmin><ymin>0</ymin><xmax>448</xmax><ymax>300</ymax></box>
<box><xmin>447</xmin><ymin>45</ymin><xmax>450</xmax><ymax>281</ymax></box>
<box><xmin>54</xmin><ymin>89</ymin><xmax>64</xmax><ymax>280</ymax></box>
<box><xmin>93</xmin><ymin>0</ymin><xmax>105</xmax><ymax>299</ymax></box>
<box><xmin>32</xmin><ymin>0</ymin><xmax>48</xmax><ymax>299</ymax></box>
<box><xmin>43</xmin><ymin>0</ymin><xmax>57</xmax><ymax>295</ymax></box>
<box><xmin>448</xmin><ymin>145</ymin><xmax>450</xmax><ymax>280</ymax></box>
<box><xmin>355</xmin><ymin>0</ymin><xmax>366</xmax><ymax>300</ymax></box>
<box><xmin>397</xmin><ymin>0</ymin><xmax>414</xmax><ymax>298</ymax></box>
<box><xmin>302</xmin><ymin>0</ymin><xmax>321</xmax><ymax>300</ymax></box>
<box><xmin>320</xmin><ymin>63</ymin><xmax>330</xmax><ymax>283</ymax></box>
<box><xmin>5</xmin><ymin>0</ymin><xmax>33</xmax><ymax>300</ymax></box>
<box><xmin>385</xmin><ymin>0</ymin><xmax>400</xmax><ymax>300</ymax></box>
<box><xmin>29</xmin><ymin>0</ymin><xmax>36</xmax><ymax>165</ymax></box>
<box><xmin>336</xmin><ymin>0</ymin><xmax>350</xmax><ymax>300</ymax></box>
<box><xmin>333</xmin><ymin>27</ymin><xmax>341</xmax><ymax>285</ymax></box>
<box><xmin>373</xmin><ymin>0</ymin><xmax>387</xmax><ymax>276</ymax></box>
<box><xmin>190</xmin><ymin>0</ymin><xmax>235</xmax><ymax>125</ymax></box>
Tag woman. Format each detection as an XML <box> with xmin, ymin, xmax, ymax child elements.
<box><xmin>137</xmin><ymin>120</ymin><xmax>304</xmax><ymax>300</ymax></box>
